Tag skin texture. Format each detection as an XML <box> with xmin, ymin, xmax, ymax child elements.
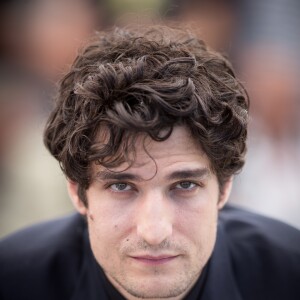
<box><xmin>68</xmin><ymin>126</ymin><xmax>232</xmax><ymax>300</ymax></box>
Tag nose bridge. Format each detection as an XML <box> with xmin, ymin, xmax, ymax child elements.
<box><xmin>136</xmin><ymin>189</ymin><xmax>173</xmax><ymax>245</ymax></box>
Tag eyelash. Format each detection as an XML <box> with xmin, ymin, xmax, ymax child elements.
<box><xmin>172</xmin><ymin>181</ymin><xmax>199</xmax><ymax>190</ymax></box>
<box><xmin>108</xmin><ymin>182</ymin><xmax>134</xmax><ymax>192</ymax></box>
<box><xmin>106</xmin><ymin>180</ymin><xmax>202</xmax><ymax>193</ymax></box>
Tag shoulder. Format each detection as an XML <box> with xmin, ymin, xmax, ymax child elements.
<box><xmin>219</xmin><ymin>205</ymin><xmax>300</xmax><ymax>300</ymax></box>
<box><xmin>219</xmin><ymin>204</ymin><xmax>300</xmax><ymax>251</ymax></box>
<box><xmin>0</xmin><ymin>213</ymin><xmax>86</xmax><ymax>300</ymax></box>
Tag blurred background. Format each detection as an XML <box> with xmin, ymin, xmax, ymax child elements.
<box><xmin>1</xmin><ymin>0</ymin><xmax>299</xmax><ymax>238</ymax></box>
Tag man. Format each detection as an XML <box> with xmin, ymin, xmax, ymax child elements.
<box><xmin>0</xmin><ymin>25</ymin><xmax>299</xmax><ymax>300</ymax></box>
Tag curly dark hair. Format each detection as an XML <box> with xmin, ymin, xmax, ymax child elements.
<box><xmin>44</xmin><ymin>25</ymin><xmax>249</xmax><ymax>205</ymax></box>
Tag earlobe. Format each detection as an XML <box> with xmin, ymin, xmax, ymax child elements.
<box><xmin>67</xmin><ymin>180</ymin><xmax>87</xmax><ymax>215</ymax></box>
<box><xmin>218</xmin><ymin>178</ymin><xmax>233</xmax><ymax>210</ymax></box>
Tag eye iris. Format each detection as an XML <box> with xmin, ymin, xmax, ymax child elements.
<box><xmin>180</xmin><ymin>182</ymin><xmax>192</xmax><ymax>189</ymax></box>
<box><xmin>116</xmin><ymin>183</ymin><xmax>128</xmax><ymax>190</ymax></box>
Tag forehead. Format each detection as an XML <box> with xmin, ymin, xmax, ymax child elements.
<box><xmin>134</xmin><ymin>126</ymin><xmax>202</xmax><ymax>159</ymax></box>
<box><xmin>93</xmin><ymin>126</ymin><xmax>211</xmax><ymax>175</ymax></box>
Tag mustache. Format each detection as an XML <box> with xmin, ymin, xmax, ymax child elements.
<box><xmin>121</xmin><ymin>238</ymin><xmax>186</xmax><ymax>253</ymax></box>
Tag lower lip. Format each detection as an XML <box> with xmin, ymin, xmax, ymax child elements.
<box><xmin>131</xmin><ymin>256</ymin><xmax>178</xmax><ymax>265</ymax></box>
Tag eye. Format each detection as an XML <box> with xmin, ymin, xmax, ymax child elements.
<box><xmin>174</xmin><ymin>181</ymin><xmax>197</xmax><ymax>190</ymax></box>
<box><xmin>109</xmin><ymin>183</ymin><xmax>132</xmax><ymax>192</ymax></box>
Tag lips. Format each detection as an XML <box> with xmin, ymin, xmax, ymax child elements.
<box><xmin>130</xmin><ymin>254</ymin><xmax>179</xmax><ymax>265</ymax></box>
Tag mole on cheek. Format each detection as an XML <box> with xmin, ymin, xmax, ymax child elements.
<box><xmin>89</xmin><ymin>213</ymin><xmax>94</xmax><ymax>221</ymax></box>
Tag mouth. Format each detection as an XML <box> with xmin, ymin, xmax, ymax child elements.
<box><xmin>130</xmin><ymin>255</ymin><xmax>180</xmax><ymax>265</ymax></box>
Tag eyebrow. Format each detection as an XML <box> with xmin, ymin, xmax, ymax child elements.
<box><xmin>95</xmin><ymin>168</ymin><xmax>210</xmax><ymax>182</ymax></box>
<box><xmin>95</xmin><ymin>171</ymin><xmax>143</xmax><ymax>182</ymax></box>
<box><xmin>166</xmin><ymin>168</ymin><xmax>210</xmax><ymax>181</ymax></box>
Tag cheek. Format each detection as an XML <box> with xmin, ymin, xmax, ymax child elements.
<box><xmin>87</xmin><ymin>202</ymin><xmax>134</xmax><ymax>259</ymax></box>
<box><xmin>175</xmin><ymin>201</ymin><xmax>218</xmax><ymax>248</ymax></box>
<box><xmin>175</xmin><ymin>188</ymin><xmax>218</xmax><ymax>220</ymax></box>
<box><xmin>87</xmin><ymin>216</ymin><xmax>123</xmax><ymax>268</ymax></box>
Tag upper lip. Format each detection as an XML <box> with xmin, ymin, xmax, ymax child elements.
<box><xmin>130</xmin><ymin>254</ymin><xmax>179</xmax><ymax>260</ymax></box>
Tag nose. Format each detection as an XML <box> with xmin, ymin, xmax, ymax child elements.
<box><xmin>136</xmin><ymin>190</ymin><xmax>173</xmax><ymax>246</ymax></box>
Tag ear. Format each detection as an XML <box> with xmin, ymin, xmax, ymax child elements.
<box><xmin>67</xmin><ymin>180</ymin><xmax>88</xmax><ymax>215</ymax></box>
<box><xmin>217</xmin><ymin>177</ymin><xmax>233</xmax><ymax>210</ymax></box>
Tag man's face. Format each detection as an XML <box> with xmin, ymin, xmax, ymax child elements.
<box><xmin>68</xmin><ymin>126</ymin><xmax>231</xmax><ymax>300</ymax></box>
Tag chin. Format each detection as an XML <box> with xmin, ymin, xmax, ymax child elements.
<box><xmin>113</xmin><ymin>271</ymin><xmax>197</xmax><ymax>299</ymax></box>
